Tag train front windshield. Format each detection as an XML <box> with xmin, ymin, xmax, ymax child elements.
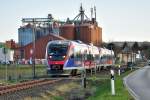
<box><xmin>48</xmin><ymin>44</ymin><xmax>68</xmax><ymax>61</ymax></box>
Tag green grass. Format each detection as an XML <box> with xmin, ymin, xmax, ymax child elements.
<box><xmin>0</xmin><ymin>64</ymin><xmax>135</xmax><ymax>100</ymax></box>
<box><xmin>88</xmin><ymin>70</ymin><xmax>134</xmax><ymax>100</ymax></box>
<box><xmin>0</xmin><ymin>64</ymin><xmax>46</xmax><ymax>84</ymax></box>
<box><xmin>49</xmin><ymin>70</ymin><xmax>134</xmax><ymax>100</ymax></box>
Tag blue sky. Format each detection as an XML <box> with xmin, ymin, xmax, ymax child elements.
<box><xmin>0</xmin><ymin>0</ymin><xmax>150</xmax><ymax>42</ymax></box>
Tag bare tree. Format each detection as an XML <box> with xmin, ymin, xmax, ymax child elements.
<box><xmin>141</xmin><ymin>42</ymin><xmax>150</xmax><ymax>59</ymax></box>
<box><xmin>132</xmin><ymin>42</ymin><xmax>139</xmax><ymax>53</ymax></box>
<box><xmin>122</xmin><ymin>42</ymin><xmax>128</xmax><ymax>50</ymax></box>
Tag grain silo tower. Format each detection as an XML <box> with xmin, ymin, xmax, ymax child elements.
<box><xmin>59</xmin><ymin>18</ymin><xmax>75</xmax><ymax>40</ymax></box>
<box><xmin>60</xmin><ymin>4</ymin><xmax>102</xmax><ymax>46</ymax></box>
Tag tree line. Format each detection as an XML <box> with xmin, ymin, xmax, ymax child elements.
<box><xmin>102</xmin><ymin>41</ymin><xmax>150</xmax><ymax>60</ymax></box>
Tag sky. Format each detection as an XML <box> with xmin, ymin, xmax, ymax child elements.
<box><xmin>0</xmin><ymin>0</ymin><xmax>150</xmax><ymax>42</ymax></box>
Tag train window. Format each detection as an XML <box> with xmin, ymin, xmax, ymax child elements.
<box><xmin>87</xmin><ymin>54</ymin><xmax>94</xmax><ymax>60</ymax></box>
<box><xmin>48</xmin><ymin>44</ymin><xmax>68</xmax><ymax>61</ymax></box>
<box><xmin>48</xmin><ymin>45</ymin><xmax>68</xmax><ymax>56</ymax></box>
<box><xmin>70</xmin><ymin>54</ymin><xmax>74</xmax><ymax>59</ymax></box>
<box><xmin>73</xmin><ymin>47</ymin><xmax>81</xmax><ymax>60</ymax></box>
<box><xmin>75</xmin><ymin>52</ymin><xmax>82</xmax><ymax>60</ymax></box>
<box><xmin>83</xmin><ymin>53</ymin><xmax>87</xmax><ymax>60</ymax></box>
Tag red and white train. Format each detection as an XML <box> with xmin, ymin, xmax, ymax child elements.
<box><xmin>45</xmin><ymin>40</ymin><xmax>114</xmax><ymax>75</ymax></box>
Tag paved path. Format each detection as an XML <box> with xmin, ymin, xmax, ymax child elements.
<box><xmin>124</xmin><ymin>66</ymin><xmax>150</xmax><ymax>100</ymax></box>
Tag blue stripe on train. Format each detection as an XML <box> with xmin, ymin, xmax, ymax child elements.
<box><xmin>64</xmin><ymin>58</ymin><xmax>82</xmax><ymax>67</ymax></box>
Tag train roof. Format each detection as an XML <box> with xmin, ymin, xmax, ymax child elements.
<box><xmin>47</xmin><ymin>40</ymin><xmax>89</xmax><ymax>46</ymax></box>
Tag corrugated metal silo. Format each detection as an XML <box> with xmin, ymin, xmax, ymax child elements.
<box><xmin>77</xmin><ymin>23</ymin><xmax>102</xmax><ymax>46</ymax></box>
<box><xmin>59</xmin><ymin>24</ymin><xmax>75</xmax><ymax>40</ymax></box>
<box><xmin>79</xmin><ymin>23</ymin><xmax>92</xmax><ymax>44</ymax></box>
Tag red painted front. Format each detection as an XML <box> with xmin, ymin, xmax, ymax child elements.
<box><xmin>48</xmin><ymin>60</ymin><xmax>65</xmax><ymax>65</ymax></box>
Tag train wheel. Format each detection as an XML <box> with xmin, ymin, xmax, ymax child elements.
<box><xmin>101</xmin><ymin>66</ymin><xmax>104</xmax><ymax>70</ymax></box>
<box><xmin>71</xmin><ymin>69</ymin><xmax>77</xmax><ymax>76</ymax></box>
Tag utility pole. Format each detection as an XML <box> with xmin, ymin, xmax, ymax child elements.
<box><xmin>32</xmin><ymin>19</ymin><xmax>36</xmax><ymax>79</ymax></box>
<box><xmin>15</xmin><ymin>56</ymin><xmax>18</xmax><ymax>82</ymax></box>
<box><xmin>3</xmin><ymin>47</ymin><xmax>7</xmax><ymax>82</ymax></box>
<box><xmin>82</xmin><ymin>50</ymin><xmax>86</xmax><ymax>88</ymax></box>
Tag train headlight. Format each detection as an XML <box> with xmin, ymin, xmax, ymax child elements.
<box><xmin>49</xmin><ymin>56</ymin><xmax>52</xmax><ymax>59</ymax></box>
<box><xmin>62</xmin><ymin>56</ymin><xmax>66</xmax><ymax>58</ymax></box>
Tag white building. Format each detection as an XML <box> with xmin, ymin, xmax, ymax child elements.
<box><xmin>0</xmin><ymin>48</ymin><xmax>14</xmax><ymax>63</ymax></box>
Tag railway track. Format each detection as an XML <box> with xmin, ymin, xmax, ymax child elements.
<box><xmin>0</xmin><ymin>68</ymin><xmax>110</xmax><ymax>99</ymax></box>
<box><xmin>0</xmin><ymin>73</ymin><xmax>82</xmax><ymax>96</ymax></box>
<box><xmin>0</xmin><ymin>79</ymin><xmax>61</xmax><ymax>96</ymax></box>
<box><xmin>0</xmin><ymin>69</ymin><xmax>111</xmax><ymax>100</ymax></box>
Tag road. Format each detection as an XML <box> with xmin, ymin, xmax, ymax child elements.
<box><xmin>124</xmin><ymin>66</ymin><xmax>150</xmax><ymax>100</ymax></box>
